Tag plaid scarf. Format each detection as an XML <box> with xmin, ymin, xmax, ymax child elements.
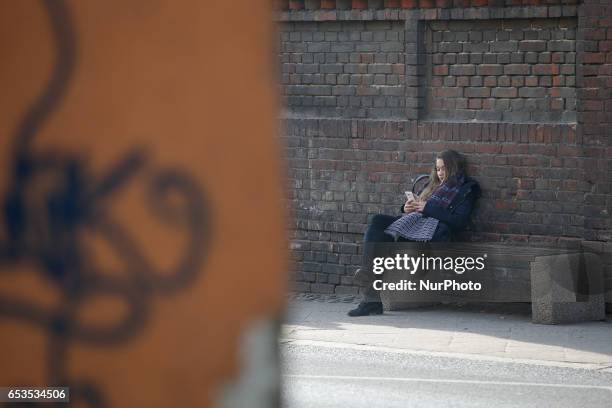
<box><xmin>427</xmin><ymin>173</ymin><xmax>466</xmax><ymax>209</ymax></box>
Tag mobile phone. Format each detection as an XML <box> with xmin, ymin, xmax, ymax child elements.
<box><xmin>405</xmin><ymin>191</ymin><xmax>415</xmax><ymax>202</ymax></box>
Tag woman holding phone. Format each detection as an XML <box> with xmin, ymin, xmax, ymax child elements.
<box><xmin>348</xmin><ymin>149</ymin><xmax>481</xmax><ymax>317</ymax></box>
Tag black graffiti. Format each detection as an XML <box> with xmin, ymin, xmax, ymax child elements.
<box><xmin>0</xmin><ymin>1</ymin><xmax>211</xmax><ymax>407</ymax></box>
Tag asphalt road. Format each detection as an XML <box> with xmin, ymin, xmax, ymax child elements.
<box><xmin>281</xmin><ymin>341</ymin><xmax>612</xmax><ymax>408</ymax></box>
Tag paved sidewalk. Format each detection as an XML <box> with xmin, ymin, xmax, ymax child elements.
<box><xmin>282</xmin><ymin>294</ymin><xmax>612</xmax><ymax>371</ymax></box>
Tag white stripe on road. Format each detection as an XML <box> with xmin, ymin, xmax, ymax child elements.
<box><xmin>283</xmin><ymin>374</ymin><xmax>612</xmax><ymax>392</ymax></box>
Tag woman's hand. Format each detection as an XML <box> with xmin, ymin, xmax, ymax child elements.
<box><xmin>403</xmin><ymin>201</ymin><xmax>414</xmax><ymax>213</ymax></box>
<box><xmin>404</xmin><ymin>200</ymin><xmax>426</xmax><ymax>213</ymax></box>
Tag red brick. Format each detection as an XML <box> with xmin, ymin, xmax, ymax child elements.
<box><xmin>583</xmin><ymin>77</ymin><xmax>601</xmax><ymax>87</ymax></box>
<box><xmin>401</xmin><ymin>0</ymin><xmax>418</xmax><ymax>7</ymax></box>
<box><xmin>536</xmin><ymin>126</ymin><xmax>545</xmax><ymax>143</ymax></box>
<box><xmin>321</xmin><ymin>0</ymin><xmax>336</xmax><ymax>8</ymax></box>
<box><xmin>495</xmin><ymin>201</ymin><xmax>517</xmax><ymax>210</ymax></box>
<box><xmin>360</xmin><ymin>53</ymin><xmax>374</xmax><ymax>63</ymax></box>
<box><xmin>352</xmin><ymin>0</ymin><xmax>368</xmax><ymax>8</ymax></box>
<box><xmin>599</xmin><ymin>41</ymin><xmax>612</xmax><ymax>52</ymax></box>
<box><xmin>289</xmin><ymin>0</ymin><xmax>305</xmax><ymax>9</ymax></box>
<box><xmin>558</xmin><ymin>146</ymin><xmax>582</xmax><ymax>157</ymax></box>
<box><xmin>311</xmin><ymin>160</ymin><xmax>336</xmax><ymax>170</ymax></box>
<box><xmin>525</xmin><ymin>76</ymin><xmax>539</xmax><ymax>87</ymax></box>
<box><xmin>517</xmin><ymin>179</ymin><xmax>535</xmax><ymax>190</ymax></box>
<box><xmin>582</xmin><ymin>65</ymin><xmax>599</xmax><ymax>76</ymax></box>
<box><xmin>502</xmin><ymin>144</ymin><xmax>529</xmax><ymax>154</ymax></box>
<box><xmin>420</xmin><ymin>0</ymin><xmax>435</xmax><ymax>7</ymax></box>
<box><xmin>457</xmin><ymin>76</ymin><xmax>470</xmax><ymax>87</ymax></box>
<box><xmin>533</xmin><ymin>64</ymin><xmax>559</xmax><ymax>75</ymax></box>
<box><xmin>583</xmin><ymin>100</ymin><xmax>604</xmax><ymax>111</ymax></box>
<box><xmin>584</xmin><ymin>29</ymin><xmax>607</xmax><ymax>41</ymax></box>
<box><xmin>599</xmin><ymin>65</ymin><xmax>612</xmax><ymax>75</ymax></box>
<box><xmin>435</xmin><ymin>0</ymin><xmax>452</xmax><ymax>6</ymax></box>
<box><xmin>504</xmin><ymin>64</ymin><xmax>530</xmax><ymax>75</ymax></box>
<box><xmin>583</xmin><ymin>53</ymin><xmax>605</xmax><ymax>64</ymax></box>
<box><xmin>492</xmin><ymin>87</ymin><xmax>518</xmax><ymax>98</ymax></box>
<box><xmin>475</xmin><ymin>144</ymin><xmax>502</xmax><ymax>153</ymax></box>
<box><xmin>551</xmin><ymin>52</ymin><xmax>564</xmax><ymax>63</ymax></box>
<box><xmin>478</xmin><ymin>64</ymin><xmax>503</xmax><ymax>75</ymax></box>
<box><xmin>468</xmin><ymin>99</ymin><xmax>483</xmax><ymax>109</ymax></box>
<box><xmin>552</xmin><ymin>76</ymin><xmax>564</xmax><ymax>86</ymax></box>
<box><xmin>484</xmin><ymin>76</ymin><xmax>497</xmax><ymax>86</ymax></box>
<box><xmin>433</xmin><ymin>65</ymin><xmax>449</xmax><ymax>76</ymax></box>
<box><xmin>551</xmin><ymin>98</ymin><xmax>564</xmax><ymax>110</ymax></box>
<box><xmin>514</xmin><ymin>166</ymin><xmax>541</xmax><ymax>177</ymax></box>
<box><xmin>384</xmin><ymin>0</ymin><xmax>402</xmax><ymax>6</ymax></box>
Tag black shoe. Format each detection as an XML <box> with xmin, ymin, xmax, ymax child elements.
<box><xmin>347</xmin><ymin>301</ymin><xmax>383</xmax><ymax>317</ymax></box>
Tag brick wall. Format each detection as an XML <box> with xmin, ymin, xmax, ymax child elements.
<box><xmin>276</xmin><ymin>0</ymin><xmax>612</xmax><ymax>306</ymax></box>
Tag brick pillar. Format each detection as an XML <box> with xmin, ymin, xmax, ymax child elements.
<box><xmin>578</xmin><ymin>0</ymin><xmax>612</xmax><ymax>242</ymax></box>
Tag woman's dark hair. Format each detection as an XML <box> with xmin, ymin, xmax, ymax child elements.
<box><xmin>438</xmin><ymin>149</ymin><xmax>467</xmax><ymax>182</ymax></box>
<box><xmin>420</xmin><ymin>150</ymin><xmax>467</xmax><ymax>200</ymax></box>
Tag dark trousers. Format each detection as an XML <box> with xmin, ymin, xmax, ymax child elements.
<box><xmin>364</xmin><ymin>214</ymin><xmax>402</xmax><ymax>243</ymax></box>
<box><xmin>360</xmin><ymin>214</ymin><xmax>406</xmax><ymax>302</ymax></box>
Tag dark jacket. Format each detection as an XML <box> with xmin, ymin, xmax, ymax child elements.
<box><xmin>400</xmin><ymin>177</ymin><xmax>481</xmax><ymax>242</ymax></box>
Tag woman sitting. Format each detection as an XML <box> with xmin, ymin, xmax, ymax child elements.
<box><xmin>348</xmin><ymin>149</ymin><xmax>481</xmax><ymax>317</ymax></box>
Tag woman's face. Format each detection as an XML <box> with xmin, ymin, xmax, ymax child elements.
<box><xmin>436</xmin><ymin>158</ymin><xmax>446</xmax><ymax>183</ymax></box>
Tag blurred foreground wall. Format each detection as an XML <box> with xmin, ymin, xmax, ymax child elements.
<box><xmin>0</xmin><ymin>1</ymin><xmax>286</xmax><ymax>406</ymax></box>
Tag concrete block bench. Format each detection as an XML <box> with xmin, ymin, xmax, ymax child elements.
<box><xmin>531</xmin><ymin>252</ymin><xmax>605</xmax><ymax>324</ymax></box>
<box><xmin>379</xmin><ymin>243</ymin><xmax>606</xmax><ymax>325</ymax></box>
